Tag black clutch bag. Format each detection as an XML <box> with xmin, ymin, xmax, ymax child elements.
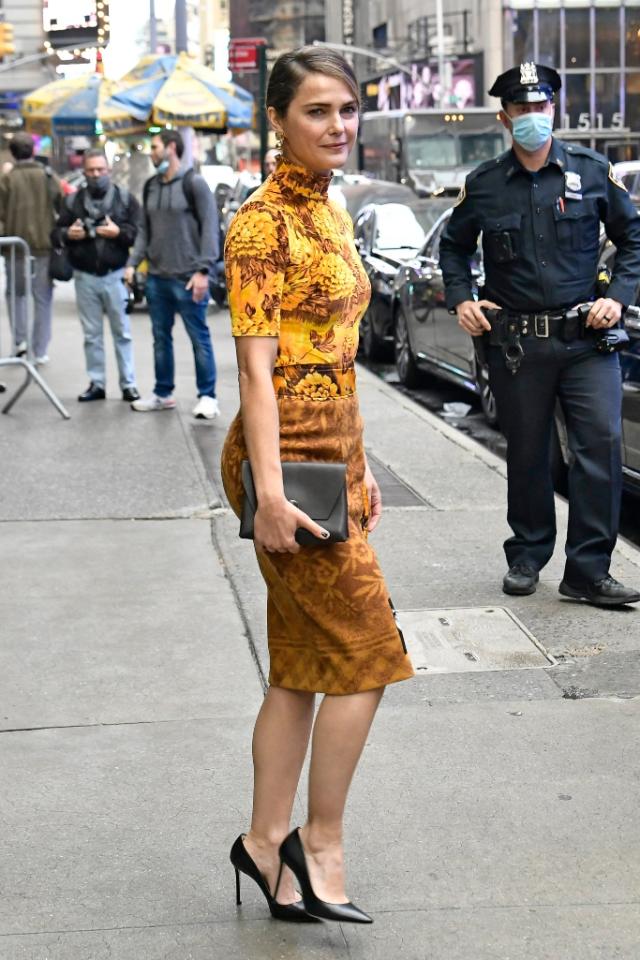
<box><xmin>239</xmin><ymin>460</ymin><xmax>349</xmax><ymax>546</ymax></box>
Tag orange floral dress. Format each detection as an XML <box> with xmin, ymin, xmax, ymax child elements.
<box><xmin>221</xmin><ymin>157</ymin><xmax>414</xmax><ymax>695</ymax></box>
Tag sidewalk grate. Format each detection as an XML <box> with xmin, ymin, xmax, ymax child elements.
<box><xmin>398</xmin><ymin>607</ymin><xmax>556</xmax><ymax>674</ymax></box>
<box><xmin>366</xmin><ymin>452</ymin><xmax>429</xmax><ymax>508</ymax></box>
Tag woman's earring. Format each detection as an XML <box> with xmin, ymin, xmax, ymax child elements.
<box><xmin>275</xmin><ymin>131</ymin><xmax>285</xmax><ymax>151</ymax></box>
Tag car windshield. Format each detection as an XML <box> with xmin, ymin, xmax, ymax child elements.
<box><xmin>406</xmin><ymin>132</ymin><xmax>504</xmax><ymax>169</ymax></box>
<box><xmin>374</xmin><ymin>204</ymin><xmax>433</xmax><ymax>250</ymax></box>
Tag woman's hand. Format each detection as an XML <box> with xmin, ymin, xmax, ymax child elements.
<box><xmin>364</xmin><ymin>461</ymin><xmax>382</xmax><ymax>533</ymax></box>
<box><xmin>254</xmin><ymin>496</ymin><xmax>329</xmax><ymax>554</ymax></box>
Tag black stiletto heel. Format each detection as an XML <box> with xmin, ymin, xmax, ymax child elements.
<box><xmin>229</xmin><ymin>834</ymin><xmax>319</xmax><ymax>922</ymax></box>
<box><xmin>279</xmin><ymin>828</ymin><xmax>373</xmax><ymax>924</ymax></box>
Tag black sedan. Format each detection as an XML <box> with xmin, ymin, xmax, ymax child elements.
<box><xmin>391</xmin><ymin>207</ymin><xmax>497</xmax><ymax>424</ymax></box>
<box><xmin>353</xmin><ymin>197</ymin><xmax>452</xmax><ymax>360</ymax></box>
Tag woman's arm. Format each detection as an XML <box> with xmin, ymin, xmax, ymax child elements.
<box><xmin>363</xmin><ymin>454</ymin><xmax>382</xmax><ymax>533</ymax></box>
<box><xmin>236</xmin><ymin>336</ymin><xmax>329</xmax><ymax>553</ymax></box>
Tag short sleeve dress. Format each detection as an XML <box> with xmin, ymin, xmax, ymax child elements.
<box><xmin>221</xmin><ymin>157</ymin><xmax>414</xmax><ymax>696</ymax></box>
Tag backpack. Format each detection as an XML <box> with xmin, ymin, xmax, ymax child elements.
<box><xmin>142</xmin><ymin>168</ymin><xmax>200</xmax><ymax>237</ymax></box>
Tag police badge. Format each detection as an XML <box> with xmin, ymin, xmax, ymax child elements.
<box><xmin>564</xmin><ymin>171</ymin><xmax>582</xmax><ymax>199</ymax></box>
<box><xmin>520</xmin><ymin>62</ymin><xmax>539</xmax><ymax>86</ymax></box>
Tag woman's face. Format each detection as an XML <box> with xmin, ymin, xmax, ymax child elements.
<box><xmin>268</xmin><ymin>72</ymin><xmax>359</xmax><ymax>174</ymax></box>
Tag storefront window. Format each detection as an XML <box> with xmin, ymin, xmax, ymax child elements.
<box><xmin>625</xmin><ymin>7</ymin><xmax>640</xmax><ymax>64</ymax></box>
<box><xmin>538</xmin><ymin>10</ymin><xmax>560</xmax><ymax>68</ymax></box>
<box><xmin>512</xmin><ymin>9</ymin><xmax>534</xmax><ymax>64</ymax></box>
<box><xmin>626</xmin><ymin>73</ymin><xmax>640</xmax><ymax>134</ymax></box>
<box><xmin>564</xmin><ymin>73</ymin><xmax>591</xmax><ymax>130</ymax></box>
<box><xmin>594</xmin><ymin>73</ymin><xmax>621</xmax><ymax>129</ymax></box>
<box><xmin>565</xmin><ymin>9</ymin><xmax>591</xmax><ymax>69</ymax></box>
<box><xmin>595</xmin><ymin>8</ymin><xmax>620</xmax><ymax>69</ymax></box>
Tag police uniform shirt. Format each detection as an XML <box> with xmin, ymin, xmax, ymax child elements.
<box><xmin>439</xmin><ymin>138</ymin><xmax>640</xmax><ymax>313</ymax></box>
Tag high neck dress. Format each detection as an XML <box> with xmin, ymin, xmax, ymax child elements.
<box><xmin>221</xmin><ymin>156</ymin><xmax>414</xmax><ymax>695</ymax></box>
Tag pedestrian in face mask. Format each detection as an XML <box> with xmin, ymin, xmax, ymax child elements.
<box><xmin>440</xmin><ymin>63</ymin><xmax>640</xmax><ymax>608</ymax></box>
<box><xmin>52</xmin><ymin>149</ymin><xmax>141</xmax><ymax>402</ymax></box>
<box><xmin>125</xmin><ymin>129</ymin><xmax>220</xmax><ymax>419</ymax></box>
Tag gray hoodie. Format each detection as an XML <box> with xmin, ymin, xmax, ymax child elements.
<box><xmin>128</xmin><ymin>171</ymin><xmax>219</xmax><ymax>278</ymax></box>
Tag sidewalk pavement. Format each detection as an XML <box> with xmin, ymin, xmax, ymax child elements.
<box><xmin>1</xmin><ymin>283</ymin><xmax>639</xmax><ymax>960</ymax></box>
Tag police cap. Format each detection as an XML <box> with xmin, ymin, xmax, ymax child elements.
<box><xmin>488</xmin><ymin>63</ymin><xmax>561</xmax><ymax>104</ymax></box>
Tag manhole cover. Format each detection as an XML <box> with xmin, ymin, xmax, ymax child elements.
<box><xmin>398</xmin><ymin>607</ymin><xmax>555</xmax><ymax>674</ymax></box>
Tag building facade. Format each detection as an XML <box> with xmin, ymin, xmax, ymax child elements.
<box><xmin>352</xmin><ymin>0</ymin><xmax>640</xmax><ymax>160</ymax></box>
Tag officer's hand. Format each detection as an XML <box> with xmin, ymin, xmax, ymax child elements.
<box><xmin>123</xmin><ymin>266</ymin><xmax>135</xmax><ymax>287</ymax></box>
<box><xmin>456</xmin><ymin>299</ymin><xmax>500</xmax><ymax>337</ymax></box>
<box><xmin>67</xmin><ymin>219</ymin><xmax>86</xmax><ymax>241</ymax></box>
<box><xmin>586</xmin><ymin>297</ymin><xmax>622</xmax><ymax>329</ymax></box>
<box><xmin>95</xmin><ymin>215</ymin><xmax>120</xmax><ymax>239</ymax></box>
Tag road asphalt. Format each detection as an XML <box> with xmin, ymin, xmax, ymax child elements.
<box><xmin>1</xmin><ymin>284</ymin><xmax>639</xmax><ymax>959</ymax></box>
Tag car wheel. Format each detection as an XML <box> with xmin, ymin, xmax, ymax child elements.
<box><xmin>359</xmin><ymin>310</ymin><xmax>386</xmax><ymax>361</ymax></box>
<box><xmin>394</xmin><ymin>308</ymin><xmax>420</xmax><ymax>388</ymax></box>
<box><xmin>476</xmin><ymin>360</ymin><xmax>499</xmax><ymax>428</ymax></box>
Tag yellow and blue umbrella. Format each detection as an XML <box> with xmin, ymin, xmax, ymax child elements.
<box><xmin>21</xmin><ymin>74</ymin><xmax>145</xmax><ymax>137</ymax></box>
<box><xmin>108</xmin><ymin>52</ymin><xmax>253</xmax><ymax>131</ymax></box>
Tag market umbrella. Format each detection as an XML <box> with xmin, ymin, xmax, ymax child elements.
<box><xmin>22</xmin><ymin>74</ymin><xmax>145</xmax><ymax>137</ymax></box>
<box><xmin>108</xmin><ymin>52</ymin><xmax>253</xmax><ymax>131</ymax></box>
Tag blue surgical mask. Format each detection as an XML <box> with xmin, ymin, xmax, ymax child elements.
<box><xmin>156</xmin><ymin>158</ymin><xmax>170</xmax><ymax>174</ymax></box>
<box><xmin>511</xmin><ymin>113</ymin><xmax>553</xmax><ymax>152</ymax></box>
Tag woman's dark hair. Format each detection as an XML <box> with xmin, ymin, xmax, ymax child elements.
<box><xmin>9</xmin><ymin>132</ymin><xmax>35</xmax><ymax>161</ymax></box>
<box><xmin>266</xmin><ymin>46</ymin><xmax>360</xmax><ymax>117</ymax></box>
<box><xmin>157</xmin><ymin>128</ymin><xmax>184</xmax><ymax>159</ymax></box>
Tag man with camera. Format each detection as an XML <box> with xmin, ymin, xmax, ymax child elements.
<box><xmin>53</xmin><ymin>149</ymin><xmax>141</xmax><ymax>402</ymax></box>
<box><xmin>440</xmin><ymin>63</ymin><xmax>640</xmax><ymax>608</ymax></box>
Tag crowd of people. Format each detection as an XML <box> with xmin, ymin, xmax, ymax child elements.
<box><xmin>0</xmin><ymin>128</ymin><xmax>221</xmax><ymax>419</ymax></box>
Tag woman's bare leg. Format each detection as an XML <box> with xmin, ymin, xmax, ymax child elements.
<box><xmin>299</xmin><ymin>687</ymin><xmax>384</xmax><ymax>903</ymax></box>
<box><xmin>243</xmin><ymin>685</ymin><xmax>315</xmax><ymax>903</ymax></box>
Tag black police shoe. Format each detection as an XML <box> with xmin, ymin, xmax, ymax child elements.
<box><xmin>78</xmin><ymin>383</ymin><xmax>106</xmax><ymax>402</ymax></box>
<box><xmin>559</xmin><ymin>576</ymin><xmax>640</xmax><ymax>608</ymax></box>
<box><xmin>503</xmin><ymin>563</ymin><xmax>539</xmax><ymax>596</ymax></box>
<box><xmin>122</xmin><ymin>387</ymin><xmax>140</xmax><ymax>402</ymax></box>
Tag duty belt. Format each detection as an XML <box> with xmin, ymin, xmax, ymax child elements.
<box><xmin>487</xmin><ymin>311</ymin><xmax>568</xmax><ymax>344</ymax></box>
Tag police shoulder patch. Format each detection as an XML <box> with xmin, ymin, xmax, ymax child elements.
<box><xmin>454</xmin><ymin>183</ymin><xmax>466</xmax><ymax>207</ymax></box>
<box><xmin>608</xmin><ymin>162</ymin><xmax>627</xmax><ymax>191</ymax></box>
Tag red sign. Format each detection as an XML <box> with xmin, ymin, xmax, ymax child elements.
<box><xmin>229</xmin><ymin>37</ymin><xmax>266</xmax><ymax>73</ymax></box>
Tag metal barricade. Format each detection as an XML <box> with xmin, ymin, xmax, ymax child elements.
<box><xmin>0</xmin><ymin>236</ymin><xmax>69</xmax><ymax>419</ymax></box>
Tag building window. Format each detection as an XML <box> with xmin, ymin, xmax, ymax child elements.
<box><xmin>505</xmin><ymin>3</ymin><xmax>640</xmax><ymax>155</ymax></box>
<box><xmin>565</xmin><ymin>9</ymin><xmax>590</xmax><ymax>69</ymax></box>
<box><xmin>372</xmin><ymin>23</ymin><xmax>388</xmax><ymax>50</ymax></box>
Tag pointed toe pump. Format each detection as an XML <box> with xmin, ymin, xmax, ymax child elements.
<box><xmin>229</xmin><ymin>834</ymin><xmax>319</xmax><ymax>922</ymax></box>
<box><xmin>279</xmin><ymin>828</ymin><xmax>373</xmax><ymax>924</ymax></box>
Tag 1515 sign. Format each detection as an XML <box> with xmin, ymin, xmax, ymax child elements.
<box><xmin>561</xmin><ymin>112</ymin><xmax>629</xmax><ymax>133</ymax></box>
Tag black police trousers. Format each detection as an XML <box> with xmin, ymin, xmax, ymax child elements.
<box><xmin>487</xmin><ymin>335</ymin><xmax>623</xmax><ymax>587</ymax></box>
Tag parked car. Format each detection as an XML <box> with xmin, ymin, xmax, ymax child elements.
<box><xmin>390</xmin><ymin>206</ymin><xmax>497</xmax><ymax>423</ymax></box>
<box><xmin>612</xmin><ymin>160</ymin><xmax>640</xmax><ymax>200</ymax></box>
<box><xmin>353</xmin><ymin>197</ymin><xmax>452</xmax><ymax>359</ymax></box>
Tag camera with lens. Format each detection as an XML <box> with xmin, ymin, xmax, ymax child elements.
<box><xmin>82</xmin><ymin>215</ymin><xmax>106</xmax><ymax>239</ymax></box>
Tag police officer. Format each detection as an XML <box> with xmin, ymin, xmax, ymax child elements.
<box><xmin>440</xmin><ymin>63</ymin><xmax>640</xmax><ymax>607</ymax></box>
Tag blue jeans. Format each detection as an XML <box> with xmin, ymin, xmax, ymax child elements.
<box><xmin>74</xmin><ymin>269</ymin><xmax>136</xmax><ymax>389</ymax></box>
<box><xmin>145</xmin><ymin>274</ymin><xmax>216</xmax><ymax>398</ymax></box>
<box><xmin>487</xmin><ymin>336</ymin><xmax>623</xmax><ymax>587</ymax></box>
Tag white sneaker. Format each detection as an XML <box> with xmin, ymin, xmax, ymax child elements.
<box><xmin>15</xmin><ymin>340</ymin><xmax>27</xmax><ymax>357</ymax></box>
<box><xmin>35</xmin><ymin>355</ymin><xmax>49</xmax><ymax>366</ymax></box>
<box><xmin>130</xmin><ymin>393</ymin><xmax>177</xmax><ymax>412</ymax></box>
<box><xmin>192</xmin><ymin>395</ymin><xmax>220</xmax><ymax>420</ymax></box>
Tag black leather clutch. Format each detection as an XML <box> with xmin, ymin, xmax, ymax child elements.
<box><xmin>239</xmin><ymin>460</ymin><xmax>349</xmax><ymax>546</ymax></box>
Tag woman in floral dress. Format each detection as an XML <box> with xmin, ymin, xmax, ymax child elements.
<box><xmin>221</xmin><ymin>47</ymin><xmax>414</xmax><ymax>924</ymax></box>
